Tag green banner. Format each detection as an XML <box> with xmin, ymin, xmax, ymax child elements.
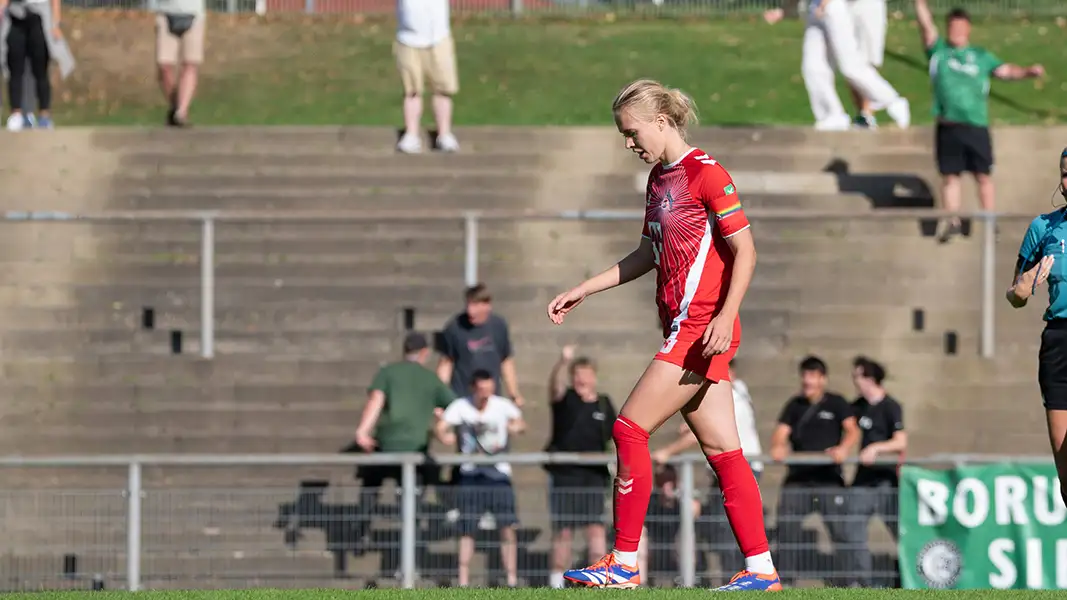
<box><xmin>899</xmin><ymin>463</ymin><xmax>1067</xmax><ymax>589</ymax></box>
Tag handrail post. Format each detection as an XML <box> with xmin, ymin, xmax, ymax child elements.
<box><xmin>400</xmin><ymin>458</ymin><xmax>417</xmax><ymax>589</ymax></box>
<box><xmin>127</xmin><ymin>461</ymin><xmax>142</xmax><ymax>591</ymax></box>
<box><xmin>980</xmin><ymin>211</ymin><xmax>996</xmax><ymax>358</ymax></box>
<box><xmin>678</xmin><ymin>458</ymin><xmax>696</xmax><ymax>587</ymax></box>
<box><xmin>464</xmin><ymin>212</ymin><xmax>479</xmax><ymax>287</ymax></box>
<box><xmin>200</xmin><ymin>216</ymin><xmax>215</xmax><ymax>359</ymax></box>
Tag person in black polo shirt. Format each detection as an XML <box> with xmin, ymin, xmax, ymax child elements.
<box><xmin>840</xmin><ymin>356</ymin><xmax>906</xmax><ymax>588</ymax></box>
<box><xmin>769</xmin><ymin>355</ymin><xmax>860</xmax><ymax>585</ymax></box>
<box><xmin>544</xmin><ymin>345</ymin><xmax>616</xmax><ymax>589</ymax></box>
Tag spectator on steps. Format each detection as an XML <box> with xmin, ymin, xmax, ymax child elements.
<box><xmin>913</xmin><ymin>0</ymin><xmax>1044</xmax><ymax>242</ymax></box>
<box><xmin>544</xmin><ymin>345</ymin><xmax>616</xmax><ymax>589</ymax></box>
<box><xmin>840</xmin><ymin>355</ymin><xmax>906</xmax><ymax>588</ymax></box>
<box><xmin>437</xmin><ymin>283</ymin><xmax>524</xmax><ymax>407</ymax></box>
<box><xmin>155</xmin><ymin>0</ymin><xmax>206</xmax><ymax>127</ymax></box>
<box><xmin>1</xmin><ymin>0</ymin><xmax>75</xmax><ymax>130</ymax></box>
<box><xmin>395</xmin><ymin>0</ymin><xmax>460</xmax><ymax>153</ymax></box>
<box><xmin>353</xmin><ymin>332</ymin><xmax>454</xmax><ymax>552</ymax></box>
<box><xmin>769</xmin><ymin>355</ymin><xmax>860</xmax><ymax>586</ymax></box>
<box><xmin>435</xmin><ymin>369</ymin><xmax>525</xmax><ymax>588</ymax></box>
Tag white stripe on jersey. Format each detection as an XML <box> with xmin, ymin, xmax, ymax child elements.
<box><xmin>723</xmin><ymin>223</ymin><xmax>751</xmax><ymax>239</ymax></box>
<box><xmin>660</xmin><ymin>219</ymin><xmax>713</xmax><ymax>354</ymax></box>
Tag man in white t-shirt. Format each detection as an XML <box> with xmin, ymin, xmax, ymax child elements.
<box><xmin>435</xmin><ymin>369</ymin><xmax>525</xmax><ymax>587</ymax></box>
<box><xmin>395</xmin><ymin>0</ymin><xmax>460</xmax><ymax>154</ymax></box>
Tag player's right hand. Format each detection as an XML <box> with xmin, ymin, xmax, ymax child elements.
<box><xmin>547</xmin><ymin>287</ymin><xmax>587</xmax><ymax>325</ymax></box>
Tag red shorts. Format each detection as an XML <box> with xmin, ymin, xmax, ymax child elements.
<box><xmin>653</xmin><ymin>316</ymin><xmax>741</xmax><ymax>383</ymax></box>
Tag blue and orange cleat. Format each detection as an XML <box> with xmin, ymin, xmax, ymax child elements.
<box><xmin>714</xmin><ymin>570</ymin><xmax>783</xmax><ymax>591</ymax></box>
<box><xmin>563</xmin><ymin>553</ymin><xmax>641</xmax><ymax>588</ymax></box>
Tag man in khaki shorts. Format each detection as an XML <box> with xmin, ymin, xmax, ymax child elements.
<box><xmin>395</xmin><ymin>0</ymin><xmax>459</xmax><ymax>153</ymax></box>
<box><xmin>155</xmin><ymin>0</ymin><xmax>206</xmax><ymax>127</ymax></box>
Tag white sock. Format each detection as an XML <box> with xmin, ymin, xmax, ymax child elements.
<box><xmin>549</xmin><ymin>572</ymin><xmax>565</xmax><ymax>589</ymax></box>
<box><xmin>744</xmin><ymin>551</ymin><xmax>776</xmax><ymax>575</ymax></box>
<box><xmin>612</xmin><ymin>549</ymin><xmax>638</xmax><ymax>567</ymax></box>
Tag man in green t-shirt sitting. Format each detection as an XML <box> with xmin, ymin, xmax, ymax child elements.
<box><xmin>915</xmin><ymin>0</ymin><xmax>1044</xmax><ymax>242</ymax></box>
<box><xmin>352</xmin><ymin>332</ymin><xmax>456</xmax><ymax>557</ymax></box>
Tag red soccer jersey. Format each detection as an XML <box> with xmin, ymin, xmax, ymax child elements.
<box><xmin>642</xmin><ymin>148</ymin><xmax>750</xmax><ymax>341</ymax></box>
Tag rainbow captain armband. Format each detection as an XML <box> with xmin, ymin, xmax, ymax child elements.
<box><xmin>715</xmin><ymin>201</ymin><xmax>742</xmax><ymax>220</ymax></box>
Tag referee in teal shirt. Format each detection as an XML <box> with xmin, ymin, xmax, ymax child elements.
<box><xmin>1007</xmin><ymin>148</ymin><xmax>1067</xmax><ymax>508</ymax></box>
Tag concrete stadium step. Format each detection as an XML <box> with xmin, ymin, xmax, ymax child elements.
<box><xmin>710</xmin><ymin>151</ymin><xmax>935</xmax><ymax>175</ymax></box>
<box><xmin>0</xmin><ymin>330</ymin><xmax>397</xmax><ymax>359</ymax></box>
<box><xmin>124</xmin><ymin>152</ymin><xmax>547</xmax><ymax>174</ymax></box>
<box><xmin>110</xmin><ymin>172</ymin><xmax>628</xmax><ymax>197</ymax></box>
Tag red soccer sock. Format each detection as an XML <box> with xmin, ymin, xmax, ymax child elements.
<box><xmin>611</xmin><ymin>416</ymin><xmax>652</xmax><ymax>553</ymax></box>
<box><xmin>709</xmin><ymin>448</ymin><xmax>771</xmax><ymax>557</ymax></box>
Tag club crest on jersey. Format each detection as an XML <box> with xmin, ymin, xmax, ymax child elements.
<box><xmin>661</xmin><ymin>190</ymin><xmax>675</xmax><ymax>211</ymax></box>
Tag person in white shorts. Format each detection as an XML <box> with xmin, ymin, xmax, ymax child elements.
<box><xmin>395</xmin><ymin>0</ymin><xmax>460</xmax><ymax>154</ymax></box>
<box><xmin>846</xmin><ymin>0</ymin><xmax>888</xmax><ymax>128</ymax></box>
<box><xmin>769</xmin><ymin>0</ymin><xmax>908</xmax><ymax>131</ymax></box>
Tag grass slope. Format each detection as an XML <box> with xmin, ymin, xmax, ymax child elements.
<box><xmin>54</xmin><ymin>11</ymin><xmax>1067</xmax><ymax>126</ymax></box>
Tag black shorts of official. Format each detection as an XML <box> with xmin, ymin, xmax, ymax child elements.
<box><xmin>455</xmin><ymin>472</ymin><xmax>518</xmax><ymax>535</ymax></box>
<box><xmin>1038</xmin><ymin>320</ymin><xmax>1067</xmax><ymax>410</ymax></box>
<box><xmin>548</xmin><ymin>472</ymin><xmax>610</xmax><ymax>531</ymax></box>
<box><xmin>935</xmin><ymin>122</ymin><xmax>993</xmax><ymax>176</ymax></box>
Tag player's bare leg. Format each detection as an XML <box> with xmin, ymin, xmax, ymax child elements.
<box><xmin>938</xmin><ymin>174</ymin><xmax>964</xmax><ymax>243</ymax></box>
<box><xmin>563</xmin><ymin>359</ymin><xmax>704</xmax><ymax>588</ymax></box>
<box><xmin>1046</xmin><ymin>410</ymin><xmax>1067</xmax><ymax>506</ymax></box>
<box><xmin>398</xmin><ymin>93</ymin><xmax>424</xmax><ymax>154</ymax></box>
<box><xmin>683</xmin><ymin>381</ymin><xmax>783</xmax><ymax>590</ymax></box>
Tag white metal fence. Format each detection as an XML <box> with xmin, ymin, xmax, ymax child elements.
<box><xmin>0</xmin><ymin>452</ymin><xmax>1049</xmax><ymax>591</ymax></box>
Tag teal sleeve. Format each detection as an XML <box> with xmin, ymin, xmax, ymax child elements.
<box><xmin>1018</xmin><ymin>217</ymin><xmax>1045</xmax><ymax>270</ymax></box>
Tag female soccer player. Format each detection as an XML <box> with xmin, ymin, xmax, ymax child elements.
<box><xmin>1006</xmin><ymin>148</ymin><xmax>1067</xmax><ymax>510</ymax></box>
<box><xmin>546</xmin><ymin>79</ymin><xmax>781</xmax><ymax>591</ymax></box>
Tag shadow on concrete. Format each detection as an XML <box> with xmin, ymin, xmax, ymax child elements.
<box><xmin>823</xmin><ymin>158</ymin><xmax>940</xmax><ymax>237</ymax></box>
<box><xmin>274</xmin><ymin>479</ymin><xmax>551</xmax><ymax>587</ymax></box>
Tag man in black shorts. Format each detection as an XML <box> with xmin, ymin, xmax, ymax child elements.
<box><xmin>543</xmin><ymin>346</ymin><xmax>616</xmax><ymax>589</ymax></box>
<box><xmin>914</xmin><ymin>0</ymin><xmax>1044</xmax><ymax>242</ymax></box>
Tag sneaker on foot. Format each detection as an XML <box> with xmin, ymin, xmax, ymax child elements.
<box><xmin>853</xmin><ymin>113</ymin><xmax>878</xmax><ymax>130</ymax></box>
<box><xmin>715</xmin><ymin>570</ymin><xmax>783</xmax><ymax>591</ymax></box>
<box><xmin>6</xmin><ymin>113</ymin><xmax>25</xmax><ymax>131</ymax></box>
<box><xmin>563</xmin><ymin>553</ymin><xmax>640</xmax><ymax>588</ymax></box>
<box><xmin>397</xmin><ymin>132</ymin><xmax>423</xmax><ymax>154</ymax></box>
<box><xmin>886</xmin><ymin>97</ymin><xmax>911</xmax><ymax>129</ymax></box>
<box><xmin>35</xmin><ymin>116</ymin><xmax>53</xmax><ymax>129</ymax></box>
<box><xmin>24</xmin><ymin>113</ymin><xmax>37</xmax><ymax>128</ymax></box>
<box><xmin>435</xmin><ymin>132</ymin><xmax>460</xmax><ymax>152</ymax></box>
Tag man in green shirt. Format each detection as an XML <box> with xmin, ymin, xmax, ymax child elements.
<box><xmin>915</xmin><ymin>0</ymin><xmax>1044</xmax><ymax>242</ymax></box>
<box><xmin>352</xmin><ymin>332</ymin><xmax>455</xmax><ymax>555</ymax></box>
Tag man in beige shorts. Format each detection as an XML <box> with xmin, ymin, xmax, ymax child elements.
<box><xmin>155</xmin><ymin>0</ymin><xmax>206</xmax><ymax>128</ymax></box>
<box><xmin>395</xmin><ymin>0</ymin><xmax>459</xmax><ymax>153</ymax></box>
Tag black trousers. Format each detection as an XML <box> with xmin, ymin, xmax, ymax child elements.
<box><xmin>7</xmin><ymin>11</ymin><xmax>51</xmax><ymax>112</ymax></box>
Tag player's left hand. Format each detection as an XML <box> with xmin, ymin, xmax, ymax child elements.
<box><xmin>1029</xmin><ymin>64</ymin><xmax>1046</xmax><ymax>78</ymax></box>
<box><xmin>548</xmin><ymin>286</ymin><xmax>587</xmax><ymax>325</ymax></box>
<box><xmin>701</xmin><ymin>315</ymin><xmax>733</xmax><ymax>358</ymax></box>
